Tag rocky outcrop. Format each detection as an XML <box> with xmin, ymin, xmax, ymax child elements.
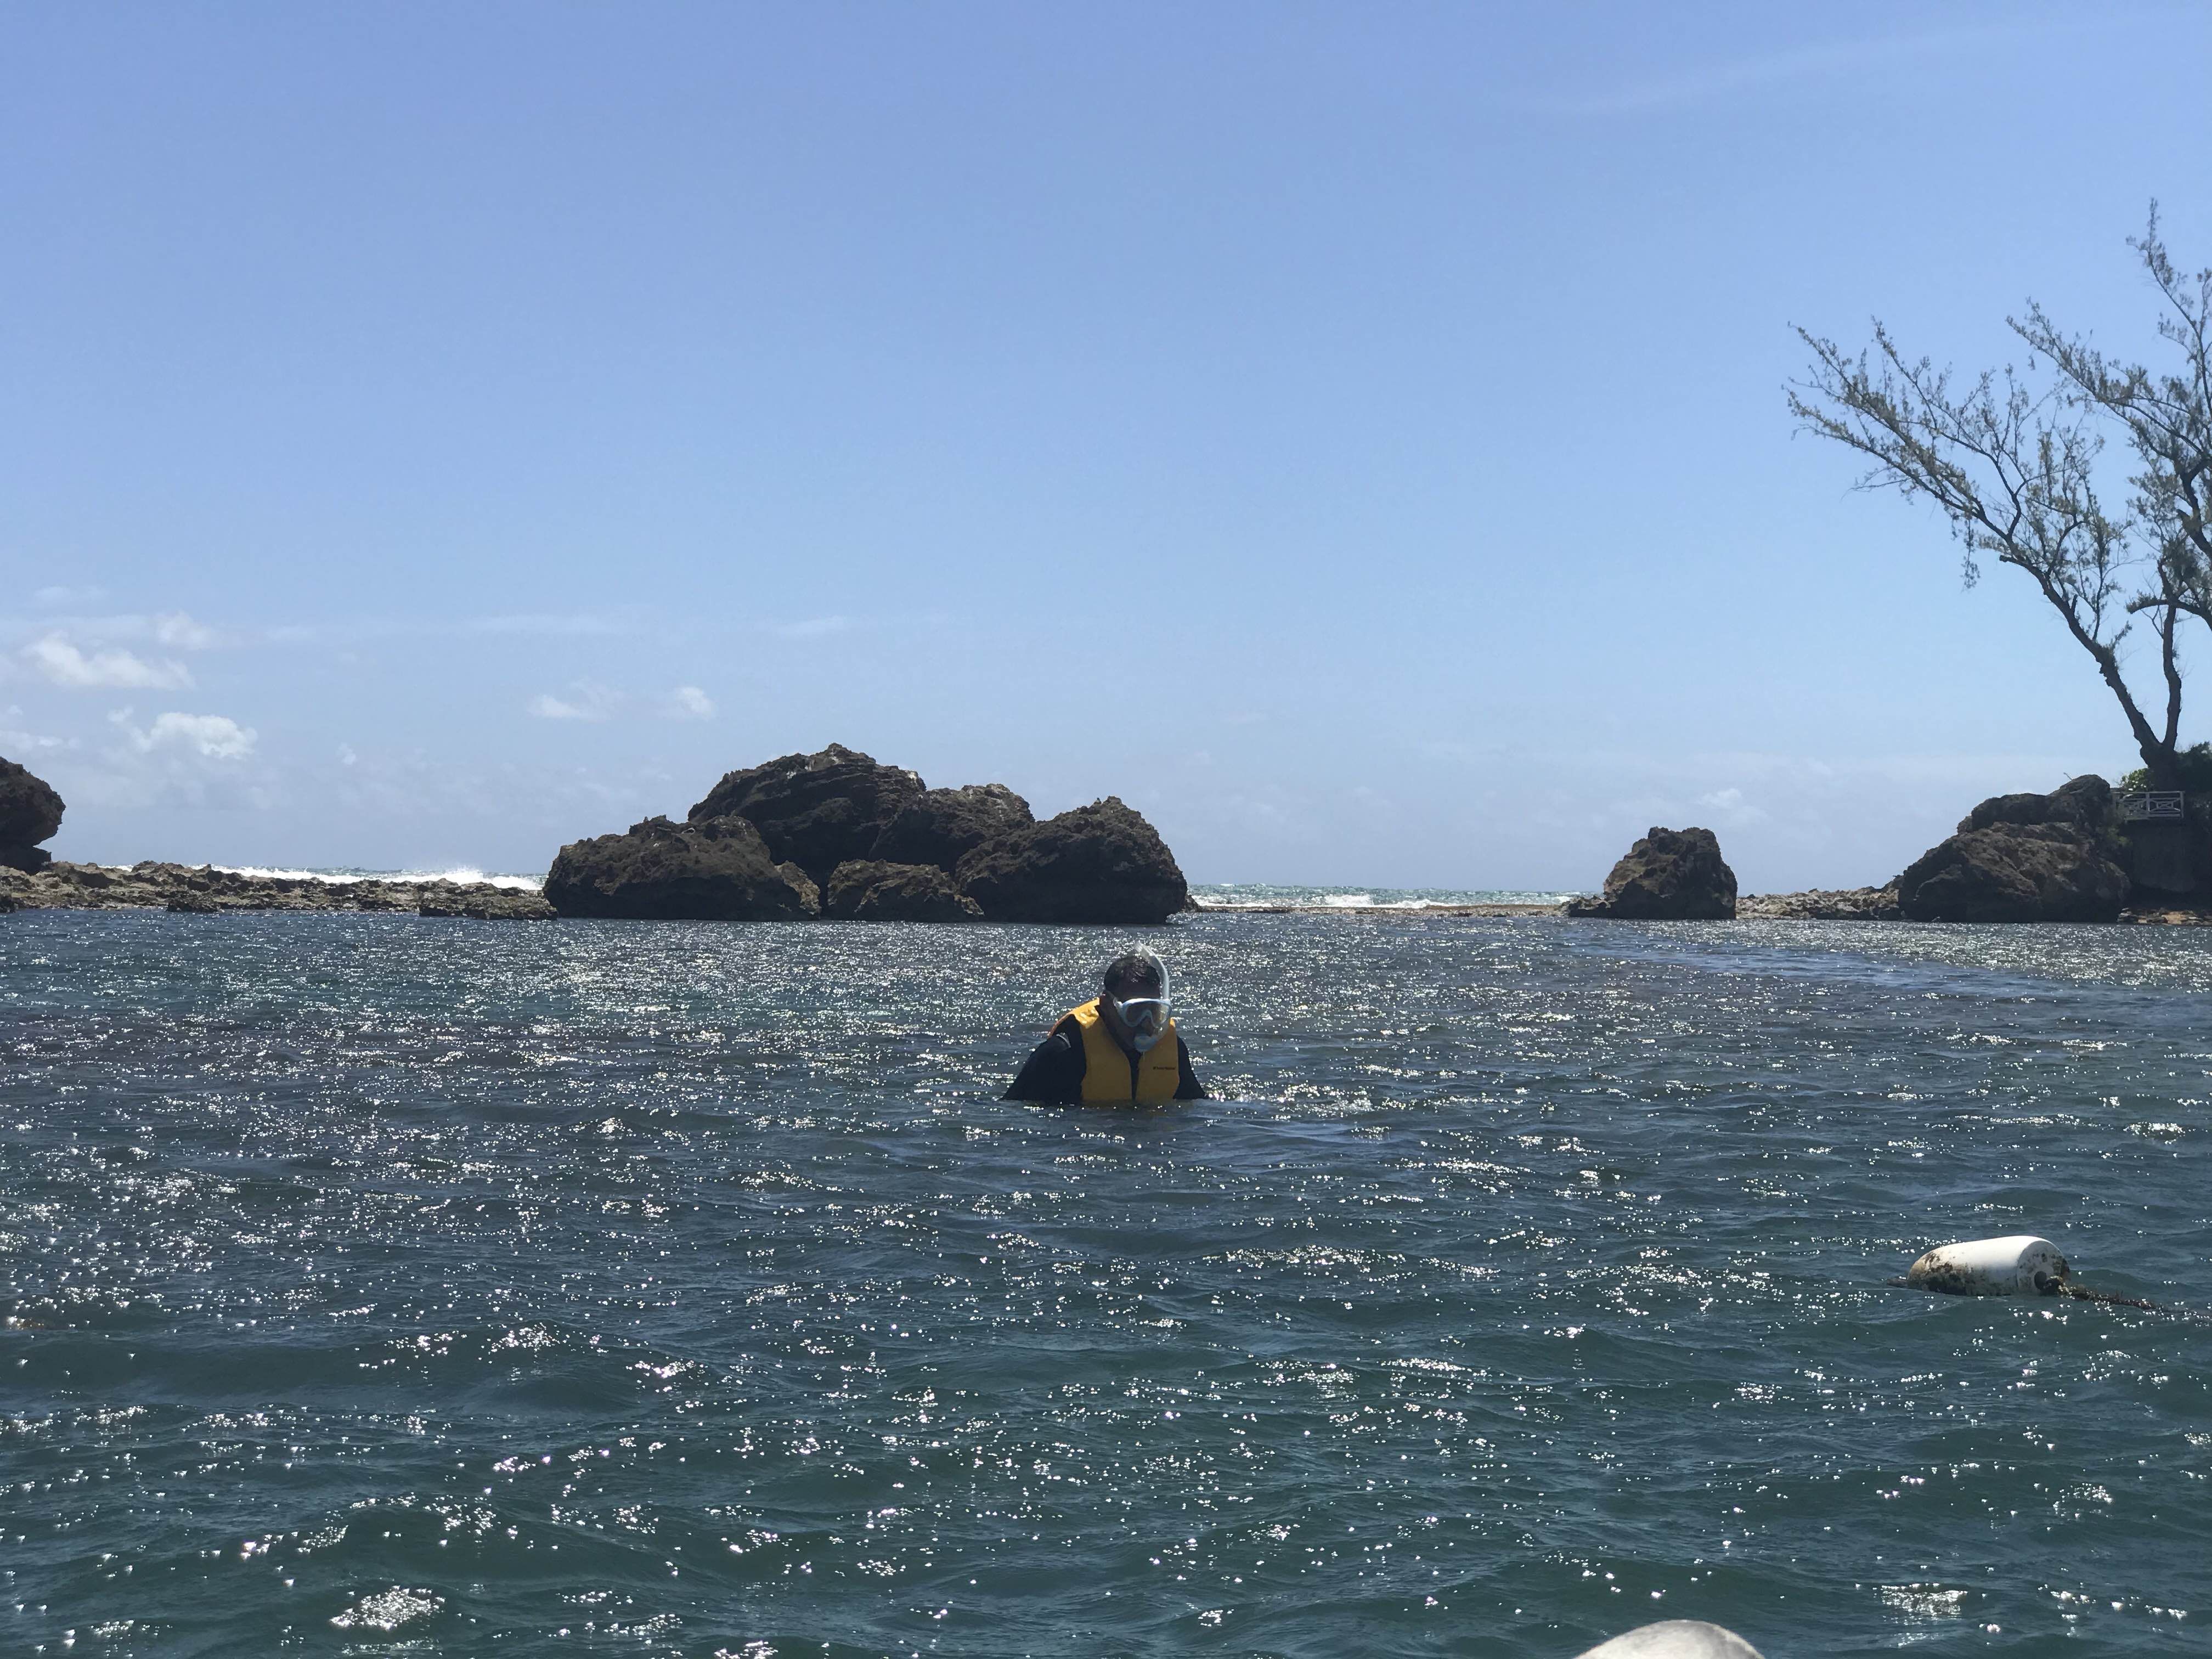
<box><xmin>775</xmin><ymin>862</ymin><xmax>823</xmax><ymax>918</ymax></box>
<box><xmin>0</xmin><ymin>860</ymin><xmax>550</xmax><ymax>918</ymax></box>
<box><xmin>417</xmin><ymin>884</ymin><xmax>558</xmax><ymax>921</ymax></box>
<box><xmin>868</xmin><ymin>783</ymin><xmax>1032</xmax><ymax>870</ymax></box>
<box><xmin>1895</xmin><ymin>776</ymin><xmax>2130</xmax><ymax>923</ymax></box>
<box><xmin>954</xmin><ymin>797</ymin><xmax>1189</xmax><ymax>924</ymax></box>
<box><xmin>542</xmin><ymin>815</ymin><xmax>813</xmax><ymax>921</ymax></box>
<box><xmin>825</xmin><ymin>860</ymin><xmax>984</xmax><ymax>922</ymax></box>
<box><xmin>1896</xmin><ymin>825</ymin><xmax>2129</xmax><ymax>922</ymax></box>
<box><xmin>1960</xmin><ymin>774</ymin><xmax>2116</xmax><ymax>834</ymax></box>
<box><xmin>1736</xmin><ymin>885</ymin><xmax>1901</xmax><ymax>921</ymax></box>
<box><xmin>1567</xmin><ymin>826</ymin><xmax>1736</xmax><ymax>920</ymax></box>
<box><xmin>688</xmin><ymin>744</ymin><xmax>924</xmax><ymax>884</ymax></box>
<box><xmin>0</xmin><ymin>757</ymin><xmax>65</xmax><ymax>874</ymax></box>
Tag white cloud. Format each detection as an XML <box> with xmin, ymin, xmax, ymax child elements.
<box><xmin>153</xmin><ymin>612</ymin><xmax>219</xmax><ymax>648</ymax></box>
<box><xmin>115</xmin><ymin>710</ymin><xmax>257</xmax><ymax>760</ymax></box>
<box><xmin>527</xmin><ymin>681</ymin><xmax>621</xmax><ymax>722</ymax></box>
<box><xmin>527</xmin><ymin>693</ymin><xmax>597</xmax><ymax>721</ymax></box>
<box><xmin>663</xmin><ymin>686</ymin><xmax>715</xmax><ymax>720</ymax></box>
<box><xmin>25</xmin><ymin>636</ymin><xmax>194</xmax><ymax>690</ymax></box>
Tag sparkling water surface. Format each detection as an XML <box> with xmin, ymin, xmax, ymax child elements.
<box><xmin>4</xmin><ymin>910</ymin><xmax>2210</xmax><ymax>1657</ymax></box>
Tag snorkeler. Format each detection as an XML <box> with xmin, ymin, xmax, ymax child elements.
<box><xmin>1003</xmin><ymin>947</ymin><xmax>1206</xmax><ymax>1105</ymax></box>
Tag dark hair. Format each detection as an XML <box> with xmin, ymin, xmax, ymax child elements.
<box><xmin>1103</xmin><ymin>951</ymin><xmax>1163</xmax><ymax>996</ymax></box>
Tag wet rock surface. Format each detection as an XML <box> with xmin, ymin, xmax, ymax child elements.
<box><xmin>687</xmin><ymin>743</ymin><xmax>924</xmax><ymax>885</ymax></box>
<box><xmin>825</xmin><ymin>860</ymin><xmax>983</xmax><ymax>922</ymax></box>
<box><xmin>543</xmin><ymin>815</ymin><xmax>811</xmax><ymax>922</ymax></box>
<box><xmin>1568</xmin><ymin>826</ymin><xmax>1737</xmax><ymax>920</ymax></box>
<box><xmin>954</xmin><ymin>797</ymin><xmax>1190</xmax><ymax>924</ymax></box>
<box><xmin>1</xmin><ymin>860</ymin><xmax>551</xmax><ymax>918</ymax></box>
<box><xmin>0</xmin><ymin>755</ymin><xmax>65</xmax><ymax>874</ymax></box>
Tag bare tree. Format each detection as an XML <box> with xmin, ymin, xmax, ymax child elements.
<box><xmin>1790</xmin><ymin>210</ymin><xmax>2212</xmax><ymax>792</ymax></box>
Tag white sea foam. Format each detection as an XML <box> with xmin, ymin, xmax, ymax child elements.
<box><xmin>213</xmin><ymin>865</ymin><xmax>544</xmax><ymax>891</ymax></box>
<box><xmin>1191</xmin><ymin>884</ymin><xmax>1575</xmax><ymax>911</ymax></box>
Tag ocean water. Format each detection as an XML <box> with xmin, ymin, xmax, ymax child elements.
<box><xmin>4</xmin><ymin>910</ymin><xmax>2210</xmax><ymax>1658</ymax></box>
<box><xmin>1192</xmin><ymin>884</ymin><xmax>1578</xmax><ymax>910</ymax></box>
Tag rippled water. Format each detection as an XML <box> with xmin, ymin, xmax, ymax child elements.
<box><xmin>4</xmin><ymin>911</ymin><xmax>2210</xmax><ymax>1657</ymax></box>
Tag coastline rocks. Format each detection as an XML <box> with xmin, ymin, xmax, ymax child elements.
<box><xmin>776</xmin><ymin>862</ymin><xmax>823</xmax><ymax>918</ymax></box>
<box><xmin>1895</xmin><ymin>823</ymin><xmax>2130</xmax><ymax>923</ymax></box>
<box><xmin>1567</xmin><ymin>826</ymin><xmax>1736</xmax><ymax>920</ymax></box>
<box><xmin>868</xmin><ymin>783</ymin><xmax>1033</xmax><ymax>870</ymax></box>
<box><xmin>688</xmin><ymin>744</ymin><xmax>924</xmax><ymax>884</ymax></box>
<box><xmin>0</xmin><ymin>756</ymin><xmax>65</xmax><ymax>874</ymax></box>
<box><xmin>1736</xmin><ymin>885</ymin><xmax>1901</xmax><ymax>921</ymax></box>
<box><xmin>544</xmin><ymin>815</ymin><xmax>813</xmax><ymax>921</ymax></box>
<box><xmin>1896</xmin><ymin>776</ymin><xmax>2129</xmax><ymax>923</ymax></box>
<box><xmin>417</xmin><ymin>884</ymin><xmax>557</xmax><ymax>921</ymax></box>
<box><xmin>955</xmin><ymin>797</ymin><xmax>1189</xmax><ymax>924</ymax></box>
<box><xmin>1</xmin><ymin>860</ymin><xmax>548</xmax><ymax>918</ymax></box>
<box><xmin>825</xmin><ymin>860</ymin><xmax>984</xmax><ymax>922</ymax></box>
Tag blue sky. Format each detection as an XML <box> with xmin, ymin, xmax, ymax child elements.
<box><xmin>4</xmin><ymin>2</ymin><xmax>2210</xmax><ymax>889</ymax></box>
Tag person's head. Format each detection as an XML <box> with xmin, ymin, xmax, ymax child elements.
<box><xmin>1101</xmin><ymin>947</ymin><xmax>1171</xmax><ymax>1051</ymax></box>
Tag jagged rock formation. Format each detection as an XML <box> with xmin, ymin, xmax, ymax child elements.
<box><xmin>546</xmin><ymin>746</ymin><xmax>1188</xmax><ymax>925</ymax></box>
<box><xmin>688</xmin><ymin>744</ymin><xmax>924</xmax><ymax>885</ymax></box>
<box><xmin>0</xmin><ymin>756</ymin><xmax>65</xmax><ymax>874</ymax></box>
<box><xmin>542</xmin><ymin>815</ymin><xmax>814</xmax><ymax>921</ymax></box>
<box><xmin>1736</xmin><ymin>885</ymin><xmax>1901</xmax><ymax>921</ymax></box>
<box><xmin>1567</xmin><ymin>826</ymin><xmax>1737</xmax><ymax>920</ymax></box>
<box><xmin>1</xmin><ymin>860</ymin><xmax>551</xmax><ymax>918</ymax></box>
<box><xmin>1896</xmin><ymin>776</ymin><xmax>2130</xmax><ymax>923</ymax></box>
<box><xmin>868</xmin><ymin>783</ymin><xmax>1032</xmax><ymax>870</ymax></box>
<box><xmin>825</xmin><ymin>860</ymin><xmax>983</xmax><ymax>922</ymax></box>
<box><xmin>416</xmin><ymin>883</ymin><xmax>558</xmax><ymax>921</ymax></box>
<box><xmin>953</xmin><ymin>797</ymin><xmax>1189</xmax><ymax>924</ymax></box>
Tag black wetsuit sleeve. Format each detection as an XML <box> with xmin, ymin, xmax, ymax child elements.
<box><xmin>1003</xmin><ymin>1017</ymin><xmax>1086</xmax><ymax>1103</ymax></box>
<box><xmin>1175</xmin><ymin>1035</ymin><xmax>1206</xmax><ymax>1099</ymax></box>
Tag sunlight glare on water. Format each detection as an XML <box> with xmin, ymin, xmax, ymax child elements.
<box><xmin>3</xmin><ymin>910</ymin><xmax>2210</xmax><ymax>1656</ymax></box>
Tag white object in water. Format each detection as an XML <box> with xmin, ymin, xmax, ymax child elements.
<box><xmin>1575</xmin><ymin>1621</ymin><xmax>1765</xmax><ymax>1659</ymax></box>
<box><xmin>1905</xmin><ymin>1234</ymin><xmax>2069</xmax><ymax>1296</ymax></box>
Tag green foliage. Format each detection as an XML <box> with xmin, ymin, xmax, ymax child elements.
<box><xmin>2118</xmin><ymin>742</ymin><xmax>2212</xmax><ymax>795</ymax></box>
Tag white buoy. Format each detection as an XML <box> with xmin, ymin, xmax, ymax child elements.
<box><xmin>1905</xmin><ymin>1234</ymin><xmax>2069</xmax><ymax>1297</ymax></box>
<box><xmin>1574</xmin><ymin>1621</ymin><xmax>1765</xmax><ymax>1659</ymax></box>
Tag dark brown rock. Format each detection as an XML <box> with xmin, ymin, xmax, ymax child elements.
<box><xmin>775</xmin><ymin>862</ymin><xmax>822</xmax><ymax>918</ymax></box>
<box><xmin>954</xmin><ymin>797</ymin><xmax>1189</xmax><ymax>924</ymax></box>
<box><xmin>868</xmin><ymin>783</ymin><xmax>1033</xmax><ymax>871</ymax></box>
<box><xmin>1897</xmin><ymin>775</ymin><xmax>2131</xmax><ymax>922</ymax></box>
<box><xmin>0</xmin><ymin>755</ymin><xmax>65</xmax><ymax>873</ymax></box>
<box><xmin>0</xmin><ymin>859</ymin><xmax>549</xmax><ymax>916</ymax></box>
<box><xmin>1960</xmin><ymin>774</ymin><xmax>2115</xmax><ymax>834</ymax></box>
<box><xmin>1736</xmin><ymin>885</ymin><xmax>1902</xmax><ymax>921</ymax></box>
<box><xmin>543</xmin><ymin>815</ymin><xmax>814</xmax><ymax>921</ymax></box>
<box><xmin>1896</xmin><ymin>822</ymin><xmax>2129</xmax><ymax>922</ymax></box>
<box><xmin>825</xmin><ymin>860</ymin><xmax>984</xmax><ymax>922</ymax></box>
<box><xmin>687</xmin><ymin>743</ymin><xmax>924</xmax><ymax>884</ymax></box>
<box><xmin>417</xmin><ymin>884</ymin><xmax>557</xmax><ymax>921</ymax></box>
<box><xmin>1568</xmin><ymin>826</ymin><xmax>1737</xmax><ymax>919</ymax></box>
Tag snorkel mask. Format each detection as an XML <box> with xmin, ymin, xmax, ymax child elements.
<box><xmin>1108</xmin><ymin>949</ymin><xmax>1172</xmax><ymax>1053</ymax></box>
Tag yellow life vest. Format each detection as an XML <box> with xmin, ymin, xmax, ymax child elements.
<box><xmin>1068</xmin><ymin>997</ymin><xmax>1181</xmax><ymax>1105</ymax></box>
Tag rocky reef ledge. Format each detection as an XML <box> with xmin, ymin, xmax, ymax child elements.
<box><xmin>545</xmin><ymin>743</ymin><xmax>1189</xmax><ymax>924</ymax></box>
<box><xmin>0</xmin><ymin>861</ymin><xmax>554</xmax><ymax>920</ymax></box>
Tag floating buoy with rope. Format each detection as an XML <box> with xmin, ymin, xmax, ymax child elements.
<box><xmin>1573</xmin><ymin>1620</ymin><xmax>1764</xmax><ymax>1658</ymax></box>
<box><xmin>1892</xmin><ymin>1235</ymin><xmax>2167</xmax><ymax>1312</ymax></box>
